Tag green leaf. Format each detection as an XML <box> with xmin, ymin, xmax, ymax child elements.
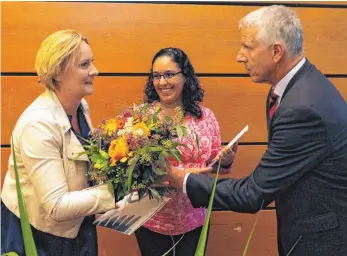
<box><xmin>90</xmin><ymin>154</ymin><xmax>106</xmax><ymax>163</ymax></box>
<box><xmin>194</xmin><ymin>131</ymin><xmax>200</xmax><ymax>150</ymax></box>
<box><xmin>194</xmin><ymin>159</ymin><xmax>221</xmax><ymax>256</ymax></box>
<box><xmin>116</xmin><ymin>184</ymin><xmax>125</xmax><ymax>201</ymax></box>
<box><xmin>71</xmin><ymin>151</ymin><xmax>89</xmax><ymax>161</ymax></box>
<box><xmin>126</xmin><ymin>156</ymin><xmax>138</xmax><ymax>192</ymax></box>
<box><xmin>147</xmin><ymin>123</ymin><xmax>155</xmax><ymax>129</ymax></box>
<box><xmin>158</xmin><ymin>152</ymin><xmax>168</xmax><ymax>167</ymax></box>
<box><xmin>153</xmin><ymin>105</ymin><xmax>161</xmax><ymax>123</ymax></box>
<box><xmin>148</xmin><ymin>146</ymin><xmax>167</xmax><ymax>152</ymax></box>
<box><xmin>180</xmin><ymin>125</ymin><xmax>188</xmax><ymax>137</ymax></box>
<box><xmin>2</xmin><ymin>252</ymin><xmax>19</xmax><ymax>256</ymax></box>
<box><xmin>167</xmin><ymin>149</ymin><xmax>182</xmax><ymax>163</ymax></box>
<box><xmin>152</xmin><ymin>167</ymin><xmax>167</xmax><ymax>176</ymax></box>
<box><xmin>107</xmin><ymin>181</ymin><xmax>115</xmax><ymax>199</ymax></box>
<box><xmin>9</xmin><ymin>119</ymin><xmax>38</xmax><ymax>256</ymax></box>
<box><xmin>94</xmin><ymin>161</ymin><xmax>108</xmax><ymax>170</ymax></box>
<box><xmin>99</xmin><ymin>149</ymin><xmax>109</xmax><ymax>160</ymax></box>
<box><xmin>148</xmin><ymin>187</ymin><xmax>161</xmax><ymax>201</ymax></box>
<box><xmin>165</xmin><ymin>115</ymin><xmax>173</xmax><ymax>123</ymax></box>
<box><xmin>175</xmin><ymin>125</ymin><xmax>184</xmax><ymax>138</ymax></box>
<box><xmin>161</xmin><ymin>233</ymin><xmax>185</xmax><ymax>256</ymax></box>
<box><xmin>242</xmin><ymin>200</ymin><xmax>264</xmax><ymax>256</ymax></box>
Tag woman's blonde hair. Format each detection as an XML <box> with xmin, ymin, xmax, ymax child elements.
<box><xmin>35</xmin><ymin>29</ymin><xmax>89</xmax><ymax>90</ymax></box>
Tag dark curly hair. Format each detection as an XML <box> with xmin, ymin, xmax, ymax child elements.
<box><xmin>144</xmin><ymin>47</ymin><xmax>204</xmax><ymax>119</ymax></box>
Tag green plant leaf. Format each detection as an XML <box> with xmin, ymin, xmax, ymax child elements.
<box><xmin>152</xmin><ymin>167</ymin><xmax>167</xmax><ymax>176</ymax></box>
<box><xmin>194</xmin><ymin>131</ymin><xmax>200</xmax><ymax>150</ymax></box>
<box><xmin>107</xmin><ymin>181</ymin><xmax>115</xmax><ymax>199</ymax></box>
<box><xmin>148</xmin><ymin>146</ymin><xmax>168</xmax><ymax>152</ymax></box>
<box><xmin>9</xmin><ymin>120</ymin><xmax>38</xmax><ymax>256</ymax></box>
<box><xmin>116</xmin><ymin>184</ymin><xmax>125</xmax><ymax>201</ymax></box>
<box><xmin>165</xmin><ymin>115</ymin><xmax>173</xmax><ymax>123</ymax></box>
<box><xmin>99</xmin><ymin>149</ymin><xmax>109</xmax><ymax>160</ymax></box>
<box><xmin>161</xmin><ymin>227</ymin><xmax>185</xmax><ymax>256</ymax></box>
<box><xmin>2</xmin><ymin>252</ymin><xmax>19</xmax><ymax>256</ymax></box>
<box><xmin>194</xmin><ymin>160</ymin><xmax>222</xmax><ymax>256</ymax></box>
<box><xmin>153</xmin><ymin>105</ymin><xmax>161</xmax><ymax>123</ymax></box>
<box><xmin>167</xmin><ymin>149</ymin><xmax>182</xmax><ymax>162</ymax></box>
<box><xmin>126</xmin><ymin>156</ymin><xmax>138</xmax><ymax>192</ymax></box>
<box><xmin>71</xmin><ymin>150</ymin><xmax>89</xmax><ymax>161</ymax></box>
<box><xmin>90</xmin><ymin>154</ymin><xmax>106</xmax><ymax>163</ymax></box>
<box><xmin>180</xmin><ymin>125</ymin><xmax>188</xmax><ymax>137</ymax></box>
<box><xmin>175</xmin><ymin>125</ymin><xmax>184</xmax><ymax>138</ymax></box>
<box><xmin>148</xmin><ymin>187</ymin><xmax>161</xmax><ymax>201</ymax></box>
<box><xmin>158</xmin><ymin>151</ymin><xmax>168</xmax><ymax>167</ymax></box>
<box><xmin>242</xmin><ymin>200</ymin><xmax>264</xmax><ymax>256</ymax></box>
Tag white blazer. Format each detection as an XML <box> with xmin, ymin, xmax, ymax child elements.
<box><xmin>2</xmin><ymin>89</ymin><xmax>115</xmax><ymax>238</ymax></box>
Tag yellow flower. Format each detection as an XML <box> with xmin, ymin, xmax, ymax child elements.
<box><xmin>102</xmin><ymin>118</ymin><xmax>119</xmax><ymax>136</ymax></box>
<box><xmin>109</xmin><ymin>137</ymin><xmax>128</xmax><ymax>166</ymax></box>
<box><xmin>133</xmin><ymin>122</ymin><xmax>150</xmax><ymax>137</ymax></box>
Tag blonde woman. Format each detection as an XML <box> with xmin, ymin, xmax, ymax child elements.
<box><xmin>1</xmin><ymin>30</ymin><xmax>115</xmax><ymax>256</ymax></box>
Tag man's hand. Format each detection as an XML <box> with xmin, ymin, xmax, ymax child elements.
<box><xmin>164</xmin><ymin>166</ymin><xmax>213</xmax><ymax>190</ymax></box>
<box><xmin>185</xmin><ymin>167</ymin><xmax>213</xmax><ymax>174</ymax></box>
<box><xmin>214</xmin><ymin>142</ymin><xmax>238</xmax><ymax>167</ymax></box>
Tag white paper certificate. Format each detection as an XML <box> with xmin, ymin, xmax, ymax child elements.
<box><xmin>94</xmin><ymin>192</ymin><xmax>170</xmax><ymax>235</ymax></box>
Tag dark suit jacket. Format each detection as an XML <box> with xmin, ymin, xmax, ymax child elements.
<box><xmin>186</xmin><ymin>60</ymin><xmax>347</xmax><ymax>256</ymax></box>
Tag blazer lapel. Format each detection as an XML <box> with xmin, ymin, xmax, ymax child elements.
<box><xmin>67</xmin><ymin>132</ymin><xmax>89</xmax><ymax>161</ymax></box>
<box><xmin>281</xmin><ymin>60</ymin><xmax>313</xmax><ymax>101</ymax></box>
<box><xmin>267</xmin><ymin>59</ymin><xmax>313</xmax><ymax>143</ymax></box>
<box><xmin>266</xmin><ymin>88</ymin><xmax>272</xmax><ymax>143</ymax></box>
<box><xmin>80</xmin><ymin>98</ymin><xmax>94</xmax><ymax>131</ymax></box>
<box><xmin>67</xmin><ymin>99</ymin><xmax>92</xmax><ymax>162</ymax></box>
<box><xmin>46</xmin><ymin>90</ymin><xmax>90</xmax><ymax>162</ymax></box>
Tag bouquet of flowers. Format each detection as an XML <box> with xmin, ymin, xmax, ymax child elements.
<box><xmin>81</xmin><ymin>103</ymin><xmax>194</xmax><ymax>201</ymax></box>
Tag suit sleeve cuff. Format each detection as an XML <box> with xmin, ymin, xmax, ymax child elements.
<box><xmin>183</xmin><ymin>173</ymin><xmax>190</xmax><ymax>194</ymax></box>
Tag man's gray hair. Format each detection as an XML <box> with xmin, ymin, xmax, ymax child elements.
<box><xmin>239</xmin><ymin>5</ymin><xmax>303</xmax><ymax>57</ymax></box>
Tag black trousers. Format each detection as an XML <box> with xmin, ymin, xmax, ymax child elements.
<box><xmin>135</xmin><ymin>226</ymin><xmax>210</xmax><ymax>256</ymax></box>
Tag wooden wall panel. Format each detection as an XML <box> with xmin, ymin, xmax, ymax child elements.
<box><xmin>98</xmin><ymin>210</ymin><xmax>278</xmax><ymax>256</ymax></box>
<box><xmin>207</xmin><ymin>210</ymin><xmax>277</xmax><ymax>256</ymax></box>
<box><xmin>2</xmin><ymin>76</ymin><xmax>346</xmax><ymax>145</ymax></box>
<box><xmin>1</xmin><ymin>148</ymin><xmax>10</xmax><ymax>188</ymax></box>
<box><xmin>97</xmin><ymin>210</ymin><xmax>278</xmax><ymax>256</ymax></box>
<box><xmin>97</xmin><ymin>228</ymin><xmax>139</xmax><ymax>256</ymax></box>
<box><xmin>99</xmin><ymin>210</ymin><xmax>279</xmax><ymax>256</ymax></box>
<box><xmin>2</xmin><ymin>2</ymin><xmax>347</xmax><ymax>74</ymax></box>
<box><xmin>218</xmin><ymin>145</ymin><xmax>265</xmax><ymax>179</ymax></box>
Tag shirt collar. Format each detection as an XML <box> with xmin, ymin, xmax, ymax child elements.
<box><xmin>67</xmin><ymin>104</ymin><xmax>83</xmax><ymax>123</ymax></box>
<box><xmin>273</xmin><ymin>57</ymin><xmax>306</xmax><ymax>103</ymax></box>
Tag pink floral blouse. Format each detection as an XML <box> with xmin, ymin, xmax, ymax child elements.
<box><xmin>143</xmin><ymin>105</ymin><xmax>222</xmax><ymax>235</ymax></box>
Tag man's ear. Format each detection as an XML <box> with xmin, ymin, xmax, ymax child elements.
<box><xmin>272</xmin><ymin>42</ymin><xmax>285</xmax><ymax>63</ymax></box>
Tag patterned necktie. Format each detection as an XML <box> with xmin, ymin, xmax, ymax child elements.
<box><xmin>269</xmin><ymin>90</ymin><xmax>279</xmax><ymax>120</ymax></box>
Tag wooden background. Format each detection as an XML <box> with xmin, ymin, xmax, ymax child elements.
<box><xmin>1</xmin><ymin>1</ymin><xmax>347</xmax><ymax>255</ymax></box>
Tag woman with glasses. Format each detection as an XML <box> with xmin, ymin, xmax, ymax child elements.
<box><xmin>134</xmin><ymin>47</ymin><xmax>237</xmax><ymax>256</ymax></box>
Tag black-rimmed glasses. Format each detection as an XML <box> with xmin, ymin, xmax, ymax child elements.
<box><xmin>151</xmin><ymin>71</ymin><xmax>182</xmax><ymax>81</ymax></box>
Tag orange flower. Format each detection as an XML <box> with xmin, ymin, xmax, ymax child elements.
<box><xmin>102</xmin><ymin>118</ymin><xmax>119</xmax><ymax>136</ymax></box>
<box><xmin>133</xmin><ymin>122</ymin><xmax>150</xmax><ymax>137</ymax></box>
<box><xmin>108</xmin><ymin>137</ymin><xmax>128</xmax><ymax>166</ymax></box>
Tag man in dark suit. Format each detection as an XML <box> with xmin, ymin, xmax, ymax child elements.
<box><xmin>165</xmin><ymin>5</ymin><xmax>347</xmax><ymax>256</ymax></box>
